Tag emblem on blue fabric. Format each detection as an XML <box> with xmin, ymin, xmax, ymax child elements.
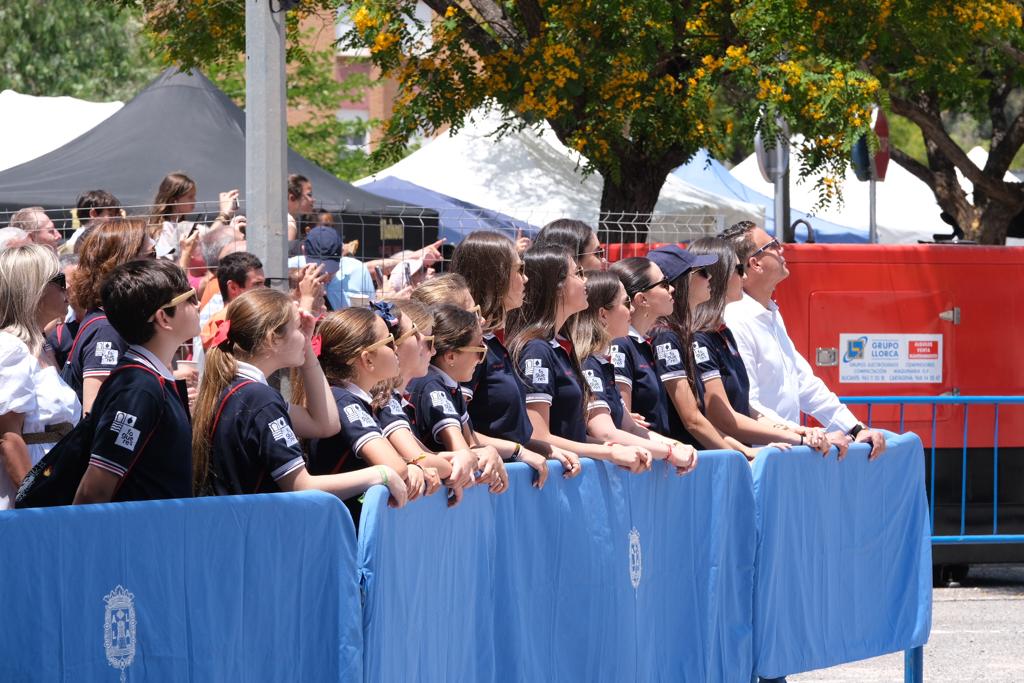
<box><xmin>628</xmin><ymin>527</ymin><xmax>642</xmax><ymax>591</ymax></box>
<box><xmin>104</xmin><ymin>585</ymin><xmax>136</xmax><ymax>683</ymax></box>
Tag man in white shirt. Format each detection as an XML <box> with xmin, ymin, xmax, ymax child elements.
<box><xmin>721</xmin><ymin>221</ymin><xmax>885</xmax><ymax>458</ymax></box>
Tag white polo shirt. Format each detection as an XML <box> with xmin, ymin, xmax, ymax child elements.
<box><xmin>724</xmin><ymin>292</ymin><xmax>858</xmax><ymax>432</ymax></box>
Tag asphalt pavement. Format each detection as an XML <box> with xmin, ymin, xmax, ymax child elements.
<box><xmin>792</xmin><ymin>565</ymin><xmax>1024</xmax><ymax>682</ymax></box>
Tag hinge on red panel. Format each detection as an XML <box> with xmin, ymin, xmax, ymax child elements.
<box><xmin>938</xmin><ymin>307</ymin><xmax>960</xmax><ymax>325</ymax></box>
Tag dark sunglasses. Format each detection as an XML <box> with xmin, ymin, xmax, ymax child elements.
<box><xmin>49</xmin><ymin>272</ymin><xmax>66</xmax><ymax>290</ymax></box>
<box><xmin>639</xmin><ymin>278</ymin><xmax>670</xmax><ymax>292</ymax></box>
<box><xmin>515</xmin><ymin>262</ymin><xmax>525</xmax><ymax>276</ymax></box>
<box><xmin>691</xmin><ymin>267</ymin><xmax>711</xmax><ymax>279</ymax></box>
<box><xmin>580</xmin><ymin>246</ymin><xmax>606</xmax><ymax>260</ymax></box>
<box><xmin>750</xmin><ymin>238</ymin><xmax>782</xmax><ymax>258</ymax></box>
<box><xmin>735</xmin><ymin>263</ymin><xmax>745</xmax><ymax>277</ymax></box>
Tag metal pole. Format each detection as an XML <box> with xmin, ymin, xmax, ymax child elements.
<box><xmin>869</xmin><ymin>178</ymin><xmax>878</xmax><ymax>244</ymax></box>
<box><xmin>245</xmin><ymin>0</ymin><xmax>289</xmax><ymax>288</ymax></box>
<box><xmin>781</xmin><ymin>166</ymin><xmax>793</xmax><ymax>243</ymax></box>
<box><xmin>773</xmin><ymin>150</ymin><xmax>787</xmax><ymax>241</ymax></box>
<box><xmin>903</xmin><ymin>646</ymin><xmax>923</xmax><ymax>683</ymax></box>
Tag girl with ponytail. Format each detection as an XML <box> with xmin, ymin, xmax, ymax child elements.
<box><xmin>565</xmin><ymin>270</ymin><xmax>697</xmax><ymax>474</ymax></box>
<box><xmin>506</xmin><ymin>244</ymin><xmax>651</xmax><ymax>473</ymax></box>
<box><xmin>192</xmin><ymin>288</ymin><xmax>407</xmax><ymax>506</ymax></box>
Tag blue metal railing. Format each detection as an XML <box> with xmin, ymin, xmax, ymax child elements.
<box><xmin>840</xmin><ymin>396</ymin><xmax>1024</xmax><ymax>546</ymax></box>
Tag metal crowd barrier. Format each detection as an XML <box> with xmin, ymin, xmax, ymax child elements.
<box><xmin>841</xmin><ymin>396</ymin><xmax>1024</xmax><ymax>548</ymax></box>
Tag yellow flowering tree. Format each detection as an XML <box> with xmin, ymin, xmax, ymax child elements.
<box><xmin>341</xmin><ymin>0</ymin><xmax>881</xmax><ymax>236</ymax></box>
<box><xmin>747</xmin><ymin>0</ymin><xmax>1024</xmax><ymax>243</ymax></box>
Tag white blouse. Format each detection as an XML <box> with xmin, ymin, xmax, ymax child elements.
<box><xmin>0</xmin><ymin>331</ymin><xmax>82</xmax><ymax>509</ymax></box>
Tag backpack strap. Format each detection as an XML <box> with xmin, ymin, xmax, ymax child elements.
<box><xmin>106</xmin><ymin>363</ymin><xmax>167</xmax><ymax>499</ymax></box>
<box><xmin>65</xmin><ymin>313</ymin><xmax>108</xmax><ymax>369</ymax></box>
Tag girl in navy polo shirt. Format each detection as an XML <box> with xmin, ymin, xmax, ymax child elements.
<box><xmin>191</xmin><ymin>288</ymin><xmax>408</xmax><ymax>506</ymax></box>
<box><xmin>64</xmin><ymin>217</ymin><xmax>156</xmax><ymax>412</ymax></box>
<box><xmin>535</xmin><ymin>218</ymin><xmax>608</xmax><ymax>271</ymax></box>
<box><xmin>612</xmin><ymin>256</ymin><xmax>752</xmax><ymax>457</ymax></box>
<box><xmin>687</xmin><ymin>238</ymin><xmax>811</xmax><ymax>452</ymax></box>
<box><xmin>452</xmin><ymin>231</ymin><xmax>580</xmax><ymax>485</ymax></box>
<box><xmin>506</xmin><ymin>244</ymin><xmax>651</xmax><ymax>472</ymax></box>
<box><xmin>382</xmin><ymin>300</ymin><xmax>479</xmax><ymax>497</ymax></box>
<box><xmin>307</xmin><ymin>306</ymin><xmax>437</xmax><ymax>513</ymax></box>
<box><xmin>406</xmin><ymin>304</ymin><xmax>509</xmax><ymax>494</ymax></box>
<box><xmin>565</xmin><ymin>270</ymin><xmax>698</xmax><ymax>474</ymax></box>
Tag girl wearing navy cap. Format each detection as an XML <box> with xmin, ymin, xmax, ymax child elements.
<box><xmin>452</xmin><ymin>231</ymin><xmax>580</xmax><ymax>486</ymax></box>
<box><xmin>191</xmin><ymin>288</ymin><xmax>408</xmax><ymax>506</ymax></box>
<box><xmin>645</xmin><ymin>248</ymin><xmax>762</xmax><ymax>458</ymax></box>
<box><xmin>686</xmin><ymin>238</ymin><xmax>818</xmax><ymax>452</ymax></box>
<box><xmin>307</xmin><ymin>306</ymin><xmax>434</xmax><ymax>511</ymax></box>
<box><xmin>507</xmin><ymin>245</ymin><xmax>651</xmax><ymax>472</ymax></box>
<box><xmin>566</xmin><ymin>270</ymin><xmax>698</xmax><ymax>474</ymax></box>
<box><xmin>406</xmin><ymin>304</ymin><xmax>509</xmax><ymax>494</ymax></box>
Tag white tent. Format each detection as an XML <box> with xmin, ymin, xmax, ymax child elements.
<box><xmin>957</xmin><ymin>146</ymin><xmax>1020</xmax><ymax>199</ymax></box>
<box><xmin>730</xmin><ymin>141</ymin><xmax>950</xmax><ymax>244</ymax></box>
<box><xmin>357</xmin><ymin>111</ymin><xmax>764</xmax><ymax>242</ymax></box>
<box><xmin>0</xmin><ymin>90</ymin><xmax>123</xmax><ymax>172</ymax></box>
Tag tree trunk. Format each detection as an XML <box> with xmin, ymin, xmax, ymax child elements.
<box><xmin>596</xmin><ymin>152</ymin><xmax>678</xmax><ymax>244</ymax></box>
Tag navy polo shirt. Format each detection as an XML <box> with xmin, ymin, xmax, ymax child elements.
<box><xmin>61</xmin><ymin>309</ymin><xmax>130</xmax><ymax>401</ymax></box>
<box><xmin>87</xmin><ymin>346</ymin><xmax>192</xmax><ymax>502</ymax></box>
<box><xmin>45</xmin><ymin>319</ymin><xmax>79</xmax><ymax>370</ymax></box>
<box><xmin>610</xmin><ymin>328</ymin><xmax>677</xmax><ymax>437</ymax></box>
<box><xmin>208</xmin><ymin>362</ymin><xmax>307</xmax><ymax>495</ymax></box>
<box><xmin>693</xmin><ymin>326</ymin><xmax>751</xmax><ymax>417</ymax></box>
<box><xmin>583</xmin><ymin>354</ymin><xmax>625</xmax><ymax>429</ymax></box>
<box><xmin>461</xmin><ymin>331</ymin><xmax>534</xmax><ymax>444</ymax></box>
<box><xmin>519</xmin><ymin>337</ymin><xmax>587</xmax><ymax>443</ymax></box>
<box><xmin>407</xmin><ymin>365</ymin><xmax>471</xmax><ymax>452</ymax></box>
<box><xmin>308</xmin><ymin>383</ymin><xmax>386</xmax><ymax>475</ymax></box>
<box><xmin>376</xmin><ymin>390</ymin><xmax>414</xmax><ymax>438</ymax></box>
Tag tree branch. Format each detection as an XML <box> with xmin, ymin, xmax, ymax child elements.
<box><xmin>514</xmin><ymin>0</ymin><xmax>543</xmax><ymax>39</ymax></box>
<box><xmin>419</xmin><ymin>0</ymin><xmax>504</xmax><ymax>55</ymax></box>
<box><xmin>891</xmin><ymin>93</ymin><xmax>1020</xmax><ymax>205</ymax></box>
<box><xmin>989</xmin><ymin>108</ymin><xmax>1024</xmax><ymax>178</ymax></box>
<box><xmin>464</xmin><ymin>0</ymin><xmax>522</xmax><ymax>47</ymax></box>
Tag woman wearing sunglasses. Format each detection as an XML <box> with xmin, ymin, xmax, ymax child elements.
<box><xmin>406</xmin><ymin>304</ymin><xmax>509</xmax><ymax>495</ymax></box>
<box><xmin>191</xmin><ymin>288</ymin><xmax>408</xmax><ymax>508</ymax></box>
<box><xmin>0</xmin><ymin>245</ymin><xmax>81</xmax><ymax>509</ymax></box>
<box><xmin>507</xmin><ymin>245</ymin><xmax>650</xmax><ymax>473</ymax></box>
<box><xmin>565</xmin><ymin>270</ymin><xmax>698</xmax><ymax>475</ymax></box>
<box><xmin>305</xmin><ymin>305</ymin><xmax>436</xmax><ymax>520</ymax></box>
<box><xmin>686</xmin><ymin>238</ymin><xmax>817</xmax><ymax>453</ymax></box>
<box><xmin>535</xmin><ymin>218</ymin><xmax>608</xmax><ymax>271</ymax></box>
<box><xmin>451</xmin><ymin>231</ymin><xmax>579</xmax><ymax>488</ymax></box>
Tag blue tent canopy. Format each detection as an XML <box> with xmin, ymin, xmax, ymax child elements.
<box><xmin>672</xmin><ymin>150</ymin><xmax>867</xmax><ymax>243</ymax></box>
<box><xmin>361</xmin><ymin>176</ymin><xmax>538</xmax><ymax>245</ymax></box>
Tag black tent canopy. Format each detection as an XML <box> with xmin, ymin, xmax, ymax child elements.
<box><xmin>0</xmin><ymin>68</ymin><xmax>436</xmax><ymax>256</ymax></box>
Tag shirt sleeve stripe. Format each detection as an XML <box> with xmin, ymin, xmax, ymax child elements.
<box><xmin>700</xmin><ymin>370</ymin><xmax>722</xmax><ymax>381</ymax></box>
<box><xmin>659</xmin><ymin>370</ymin><xmax>688</xmax><ymax>381</ymax></box>
<box><xmin>271</xmin><ymin>456</ymin><xmax>306</xmax><ymax>481</ymax></box>
<box><xmin>431</xmin><ymin>418</ymin><xmax>461</xmax><ymax>439</ymax></box>
<box><xmin>614</xmin><ymin>375</ymin><xmax>633</xmax><ymax>388</ymax></box>
<box><xmin>587</xmin><ymin>400</ymin><xmax>610</xmax><ymax>411</ymax></box>
<box><xmin>461</xmin><ymin>387</ymin><xmax>474</xmax><ymax>400</ymax></box>
<box><xmin>381</xmin><ymin>421</ymin><xmax>412</xmax><ymax>437</ymax></box>
<box><xmin>353</xmin><ymin>432</ymin><xmax>384</xmax><ymax>457</ymax></box>
<box><xmin>524</xmin><ymin>393</ymin><xmax>553</xmax><ymax>404</ymax></box>
<box><xmin>82</xmin><ymin>369</ymin><xmax>113</xmax><ymax>379</ymax></box>
<box><xmin>88</xmin><ymin>455</ymin><xmax>127</xmax><ymax>477</ymax></box>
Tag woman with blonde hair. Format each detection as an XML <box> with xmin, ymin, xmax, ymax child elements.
<box><xmin>192</xmin><ymin>288</ymin><xmax>407</xmax><ymax>506</ymax></box>
<box><xmin>63</xmin><ymin>216</ymin><xmax>156</xmax><ymax>412</ymax></box>
<box><xmin>0</xmin><ymin>244</ymin><xmax>81</xmax><ymax>508</ymax></box>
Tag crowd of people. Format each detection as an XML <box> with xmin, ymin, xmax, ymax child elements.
<box><xmin>0</xmin><ymin>172</ymin><xmax>887</xmax><ymax>523</ymax></box>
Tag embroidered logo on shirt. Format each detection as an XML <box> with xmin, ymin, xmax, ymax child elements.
<box><xmin>268</xmin><ymin>417</ymin><xmax>299</xmax><ymax>447</ymax></box>
<box><xmin>387</xmin><ymin>397</ymin><xmax>404</xmax><ymax>416</ymax></box>
<box><xmin>109</xmin><ymin>411</ymin><xmax>140</xmax><ymax>451</ymax></box>
<box><xmin>655</xmin><ymin>342</ymin><xmax>681</xmax><ymax>366</ymax></box>
<box><xmin>584</xmin><ymin>369</ymin><xmax>604</xmax><ymax>393</ymax></box>
<box><xmin>609</xmin><ymin>345</ymin><xmax>626</xmax><ymax>368</ymax></box>
<box><xmin>101</xmin><ymin>349</ymin><xmax>120</xmax><ymax>366</ymax></box>
<box><xmin>344</xmin><ymin>403</ymin><xmax>377</xmax><ymax>428</ymax></box>
<box><xmin>692</xmin><ymin>343</ymin><xmax>710</xmax><ymax>364</ymax></box>
<box><xmin>430</xmin><ymin>390</ymin><xmax>458</xmax><ymax>416</ymax></box>
<box><xmin>95</xmin><ymin>341</ymin><xmax>111</xmax><ymax>357</ymax></box>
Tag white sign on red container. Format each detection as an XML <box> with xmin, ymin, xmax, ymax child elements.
<box><xmin>839</xmin><ymin>333</ymin><xmax>943</xmax><ymax>383</ymax></box>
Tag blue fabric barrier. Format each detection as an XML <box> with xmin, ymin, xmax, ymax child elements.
<box><xmin>359</xmin><ymin>450</ymin><xmax>757</xmax><ymax>682</ymax></box>
<box><xmin>751</xmin><ymin>433</ymin><xmax>933</xmax><ymax>679</ymax></box>
<box><xmin>0</xmin><ymin>491</ymin><xmax>362</xmax><ymax>682</ymax></box>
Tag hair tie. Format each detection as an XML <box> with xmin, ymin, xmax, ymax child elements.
<box><xmin>207</xmin><ymin>318</ymin><xmax>232</xmax><ymax>351</ymax></box>
<box><xmin>369</xmin><ymin>299</ymin><xmax>400</xmax><ymax>334</ymax></box>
